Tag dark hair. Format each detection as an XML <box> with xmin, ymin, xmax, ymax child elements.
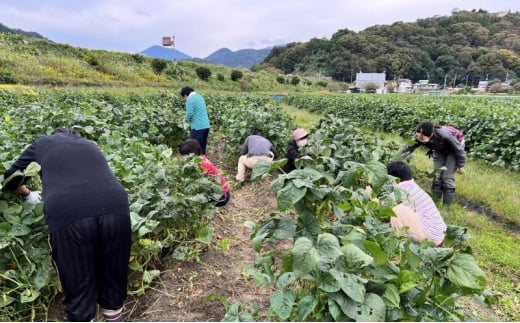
<box><xmin>179</xmin><ymin>139</ymin><xmax>202</xmax><ymax>155</ymax></box>
<box><xmin>52</xmin><ymin>127</ymin><xmax>79</xmax><ymax>136</ymax></box>
<box><xmin>180</xmin><ymin>86</ymin><xmax>194</xmax><ymax>97</ymax></box>
<box><xmin>387</xmin><ymin>161</ymin><xmax>412</xmax><ymax>181</ymax></box>
<box><xmin>416</xmin><ymin>121</ymin><xmax>434</xmax><ymax>137</ymax></box>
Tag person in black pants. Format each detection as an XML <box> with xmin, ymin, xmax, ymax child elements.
<box><xmin>181</xmin><ymin>86</ymin><xmax>210</xmax><ymax>155</ymax></box>
<box><xmin>2</xmin><ymin>128</ymin><xmax>131</xmax><ymax>322</ymax></box>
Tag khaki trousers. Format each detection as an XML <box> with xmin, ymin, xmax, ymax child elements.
<box><xmin>390</xmin><ymin>204</ymin><xmax>442</xmax><ymax>246</ymax></box>
<box><xmin>235</xmin><ymin>155</ymin><xmax>273</xmax><ymax>182</ymax></box>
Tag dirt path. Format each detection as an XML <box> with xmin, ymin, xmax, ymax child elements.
<box><xmin>125</xmin><ymin>176</ymin><xmax>279</xmax><ymax>322</ymax></box>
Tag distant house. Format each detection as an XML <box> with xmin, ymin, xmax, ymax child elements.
<box><xmin>413</xmin><ymin>80</ymin><xmax>439</xmax><ymax>93</ymax></box>
<box><xmin>355</xmin><ymin>72</ymin><xmax>386</xmax><ymax>92</ymax></box>
<box><xmin>397</xmin><ymin>79</ymin><xmax>413</xmax><ymax>93</ymax></box>
<box><xmin>477</xmin><ymin>81</ymin><xmax>488</xmax><ymax>92</ymax></box>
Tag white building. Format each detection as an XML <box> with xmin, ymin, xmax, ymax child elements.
<box><xmin>355</xmin><ymin>72</ymin><xmax>386</xmax><ymax>92</ymax></box>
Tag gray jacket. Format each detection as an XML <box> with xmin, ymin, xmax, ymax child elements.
<box><xmin>240</xmin><ymin>135</ymin><xmax>278</xmax><ymax>158</ymax></box>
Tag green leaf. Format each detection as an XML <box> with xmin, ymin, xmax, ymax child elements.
<box><xmin>292</xmin><ymin>237</ymin><xmax>319</xmax><ymax>277</ymax></box>
<box><xmin>318</xmin><ymin>271</ymin><xmax>341</xmax><ymax>292</ymax></box>
<box><xmin>24</xmin><ymin>162</ymin><xmax>41</xmax><ymax>177</ymax></box>
<box><xmin>383</xmin><ymin>283</ymin><xmax>400</xmax><ymax>308</ymax></box>
<box><xmin>329</xmin><ymin>291</ymin><xmax>359</xmax><ymax>320</ymax></box>
<box><xmin>327</xmin><ymin>297</ymin><xmax>350</xmax><ymax>321</ymax></box>
<box><xmin>20</xmin><ymin>288</ymin><xmax>40</xmax><ymax>303</ymax></box>
<box><xmin>0</xmin><ymin>294</ymin><xmax>15</xmax><ymax>307</ymax></box>
<box><xmin>244</xmin><ymin>266</ymin><xmax>273</xmax><ymax>286</ymax></box>
<box><xmin>297</xmin><ymin>295</ymin><xmax>317</xmax><ymax>321</ymax></box>
<box><xmin>143</xmin><ymin>269</ymin><xmax>161</xmax><ymax>284</ymax></box>
<box><xmin>275</xmin><ymin>182</ymin><xmax>306</xmax><ymax>212</ymax></box>
<box><xmin>272</xmin><ymin>218</ymin><xmax>296</xmax><ymax>240</ymax></box>
<box><xmin>9</xmin><ymin>223</ymin><xmax>31</xmax><ymax>237</ymax></box>
<box><xmin>276</xmin><ymin>272</ymin><xmax>297</xmax><ymax>289</ymax></box>
<box><xmin>270</xmin><ymin>290</ymin><xmax>295</xmax><ymax>321</ymax></box>
<box><xmin>196</xmin><ymin>225</ymin><xmax>214</xmax><ymax>244</ymax></box>
<box><xmin>358</xmin><ymin>293</ymin><xmax>386</xmax><ymax>321</ymax></box>
<box><xmin>330</xmin><ymin>270</ymin><xmax>365</xmax><ymax>303</ymax></box>
<box><xmin>251</xmin><ymin>160</ymin><xmax>271</xmax><ymax>181</ymax></box>
<box><xmin>0</xmin><ymin>222</ymin><xmax>11</xmax><ymax>236</ymax></box>
<box><xmin>316</xmin><ymin>233</ymin><xmax>343</xmax><ymax>262</ymax></box>
<box><xmin>421</xmin><ymin>247</ymin><xmax>454</xmax><ymax>266</ymax></box>
<box><xmin>33</xmin><ymin>267</ymin><xmax>51</xmax><ymax>289</ymax></box>
<box><xmin>3</xmin><ymin>204</ymin><xmax>23</xmax><ymax>223</ymax></box>
<box><xmin>447</xmin><ymin>253</ymin><xmax>486</xmax><ymax>290</ymax></box>
<box><xmin>363</xmin><ymin>240</ymin><xmax>388</xmax><ymax>266</ymax></box>
<box><xmin>398</xmin><ymin>270</ymin><xmax>418</xmax><ymax>293</ymax></box>
<box><xmin>341</xmin><ymin>243</ymin><xmax>374</xmax><ymax>268</ymax></box>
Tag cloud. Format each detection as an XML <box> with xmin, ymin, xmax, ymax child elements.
<box><xmin>0</xmin><ymin>0</ymin><xmax>518</xmax><ymax>57</ymax></box>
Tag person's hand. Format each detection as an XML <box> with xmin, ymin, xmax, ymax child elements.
<box><xmin>425</xmin><ymin>150</ymin><xmax>433</xmax><ymax>159</ymax></box>
<box><xmin>399</xmin><ymin>146</ymin><xmax>412</xmax><ymax>156</ymax></box>
<box><xmin>456</xmin><ymin>167</ymin><xmax>465</xmax><ymax>174</ymax></box>
<box><xmin>25</xmin><ymin>191</ymin><xmax>41</xmax><ymax>204</ymax></box>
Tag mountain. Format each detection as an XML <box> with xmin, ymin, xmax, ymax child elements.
<box><xmin>0</xmin><ymin>23</ymin><xmax>46</xmax><ymax>39</ymax></box>
<box><xmin>140</xmin><ymin>45</ymin><xmax>192</xmax><ymax>61</ymax></box>
<box><xmin>141</xmin><ymin>45</ymin><xmax>273</xmax><ymax>68</ymax></box>
<box><xmin>201</xmin><ymin>47</ymin><xmax>273</xmax><ymax>68</ymax></box>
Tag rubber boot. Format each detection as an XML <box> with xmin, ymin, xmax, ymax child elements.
<box><xmin>431</xmin><ymin>180</ymin><xmax>443</xmax><ymax>201</ymax></box>
<box><xmin>443</xmin><ymin>188</ymin><xmax>456</xmax><ymax>212</ymax></box>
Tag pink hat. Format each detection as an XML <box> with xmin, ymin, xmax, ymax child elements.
<box><xmin>292</xmin><ymin>128</ymin><xmax>309</xmax><ymax>141</ymax></box>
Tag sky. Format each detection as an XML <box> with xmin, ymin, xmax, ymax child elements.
<box><xmin>0</xmin><ymin>0</ymin><xmax>518</xmax><ymax>58</ymax></box>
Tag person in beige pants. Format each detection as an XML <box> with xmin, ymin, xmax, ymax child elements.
<box><xmin>236</xmin><ymin>134</ymin><xmax>278</xmax><ymax>183</ymax></box>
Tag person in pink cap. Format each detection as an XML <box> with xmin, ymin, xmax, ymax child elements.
<box><xmin>282</xmin><ymin>128</ymin><xmax>309</xmax><ymax>173</ymax></box>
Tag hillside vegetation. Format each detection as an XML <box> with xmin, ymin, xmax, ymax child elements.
<box><xmin>0</xmin><ymin>32</ymin><xmax>334</xmax><ymax>92</ymax></box>
<box><xmin>259</xmin><ymin>9</ymin><xmax>520</xmax><ymax>88</ymax></box>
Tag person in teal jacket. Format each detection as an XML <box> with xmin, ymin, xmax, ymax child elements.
<box><xmin>181</xmin><ymin>86</ymin><xmax>210</xmax><ymax>155</ymax></box>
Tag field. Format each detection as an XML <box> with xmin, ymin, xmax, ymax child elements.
<box><xmin>1</xmin><ymin>88</ymin><xmax>519</xmax><ymax>322</ymax></box>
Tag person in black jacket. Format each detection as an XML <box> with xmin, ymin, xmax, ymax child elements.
<box><xmin>282</xmin><ymin>128</ymin><xmax>309</xmax><ymax>173</ymax></box>
<box><xmin>402</xmin><ymin>121</ymin><xmax>465</xmax><ymax>209</ymax></box>
<box><xmin>2</xmin><ymin>128</ymin><xmax>131</xmax><ymax>322</ymax></box>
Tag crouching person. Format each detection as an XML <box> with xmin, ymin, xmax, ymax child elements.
<box><xmin>180</xmin><ymin>139</ymin><xmax>230</xmax><ymax>207</ymax></box>
<box><xmin>387</xmin><ymin>161</ymin><xmax>447</xmax><ymax>246</ymax></box>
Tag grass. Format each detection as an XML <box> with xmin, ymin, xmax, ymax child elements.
<box><xmin>410</xmin><ymin>149</ymin><xmax>520</xmax><ymax>321</ymax></box>
<box><xmin>281</xmin><ymin>104</ymin><xmax>323</xmax><ymax>130</ymax></box>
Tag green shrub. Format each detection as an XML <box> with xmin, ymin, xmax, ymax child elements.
<box><xmin>217</xmin><ymin>73</ymin><xmax>225</xmax><ymax>81</ymax></box>
<box><xmin>364</xmin><ymin>82</ymin><xmax>378</xmax><ymax>93</ymax></box>
<box><xmin>131</xmin><ymin>53</ymin><xmax>146</xmax><ymax>64</ymax></box>
<box><xmin>0</xmin><ymin>68</ymin><xmax>16</xmax><ymax>84</ymax></box>
<box><xmin>290</xmin><ymin>76</ymin><xmax>300</xmax><ymax>85</ymax></box>
<box><xmin>316</xmin><ymin>80</ymin><xmax>328</xmax><ymax>87</ymax></box>
<box><xmin>84</xmin><ymin>53</ymin><xmax>99</xmax><ymax>66</ymax></box>
<box><xmin>195</xmin><ymin>66</ymin><xmax>212</xmax><ymax>81</ymax></box>
<box><xmin>230</xmin><ymin>70</ymin><xmax>243</xmax><ymax>81</ymax></box>
<box><xmin>151</xmin><ymin>58</ymin><xmax>168</xmax><ymax>75</ymax></box>
<box><xmin>276</xmin><ymin>75</ymin><xmax>285</xmax><ymax>84</ymax></box>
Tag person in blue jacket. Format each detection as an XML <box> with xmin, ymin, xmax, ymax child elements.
<box><xmin>2</xmin><ymin>128</ymin><xmax>131</xmax><ymax>322</ymax></box>
<box><xmin>181</xmin><ymin>86</ymin><xmax>210</xmax><ymax>155</ymax></box>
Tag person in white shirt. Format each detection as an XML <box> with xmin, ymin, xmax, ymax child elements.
<box><xmin>387</xmin><ymin>161</ymin><xmax>447</xmax><ymax>245</ymax></box>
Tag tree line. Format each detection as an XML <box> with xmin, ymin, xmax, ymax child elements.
<box><xmin>256</xmin><ymin>9</ymin><xmax>520</xmax><ymax>87</ymax></box>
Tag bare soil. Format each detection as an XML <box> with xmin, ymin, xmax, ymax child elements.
<box><xmin>124</xmin><ymin>158</ymin><xmax>279</xmax><ymax>322</ymax></box>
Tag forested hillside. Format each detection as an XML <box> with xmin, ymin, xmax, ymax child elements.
<box><xmin>0</xmin><ymin>22</ymin><xmax>46</xmax><ymax>39</ymax></box>
<box><xmin>259</xmin><ymin>9</ymin><xmax>520</xmax><ymax>86</ymax></box>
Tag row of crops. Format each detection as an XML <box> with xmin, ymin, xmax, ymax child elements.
<box><xmin>282</xmin><ymin>94</ymin><xmax>520</xmax><ymax>170</ymax></box>
<box><xmin>0</xmin><ymin>89</ymin><xmax>503</xmax><ymax>321</ymax></box>
<box><xmin>0</xmin><ymin>89</ymin><xmax>292</xmax><ymax>321</ymax></box>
